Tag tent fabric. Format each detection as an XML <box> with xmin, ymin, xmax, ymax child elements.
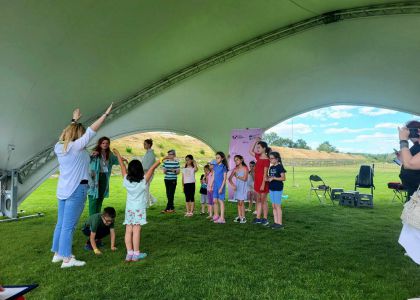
<box><xmin>1</xmin><ymin>1</ymin><xmax>420</xmax><ymax>202</ymax></box>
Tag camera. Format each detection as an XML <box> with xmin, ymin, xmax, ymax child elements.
<box><xmin>408</xmin><ymin>128</ymin><xmax>420</xmax><ymax>139</ymax></box>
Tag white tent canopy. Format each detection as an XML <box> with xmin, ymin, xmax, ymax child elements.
<box><xmin>1</xmin><ymin>1</ymin><xmax>420</xmax><ymax>215</ymax></box>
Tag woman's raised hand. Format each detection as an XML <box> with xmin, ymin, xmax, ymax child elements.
<box><xmin>112</xmin><ymin>148</ymin><xmax>120</xmax><ymax>156</ymax></box>
<box><xmin>73</xmin><ymin>108</ymin><xmax>82</xmax><ymax>121</ymax></box>
<box><xmin>398</xmin><ymin>127</ymin><xmax>410</xmax><ymax>141</ymax></box>
<box><xmin>105</xmin><ymin>103</ymin><xmax>113</xmax><ymax>116</ymax></box>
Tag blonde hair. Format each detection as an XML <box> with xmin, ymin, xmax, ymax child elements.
<box><xmin>59</xmin><ymin>123</ymin><xmax>86</xmax><ymax>152</ymax></box>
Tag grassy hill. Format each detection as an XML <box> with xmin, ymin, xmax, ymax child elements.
<box><xmin>110</xmin><ymin>133</ymin><xmax>369</xmax><ymax>166</ymax></box>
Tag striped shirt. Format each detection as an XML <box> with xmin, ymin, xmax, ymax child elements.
<box><xmin>162</xmin><ymin>160</ymin><xmax>180</xmax><ymax>180</ymax></box>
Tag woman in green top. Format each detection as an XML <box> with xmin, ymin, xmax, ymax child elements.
<box><xmin>88</xmin><ymin>137</ymin><xmax>121</xmax><ymax>215</ymax></box>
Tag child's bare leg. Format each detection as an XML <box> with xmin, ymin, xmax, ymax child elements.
<box><xmin>125</xmin><ymin>225</ymin><xmax>133</xmax><ymax>251</ymax></box>
<box><xmin>240</xmin><ymin>201</ymin><xmax>245</xmax><ymax>218</ymax></box>
<box><xmin>133</xmin><ymin>225</ymin><xmax>141</xmax><ymax>252</ymax></box>
<box><xmin>262</xmin><ymin>193</ymin><xmax>268</xmax><ymax>219</ymax></box>
<box><xmin>256</xmin><ymin>193</ymin><xmax>262</xmax><ymax>219</ymax></box>
<box><xmin>272</xmin><ymin>204</ymin><xmax>277</xmax><ymax>224</ymax></box>
<box><xmin>278</xmin><ymin>205</ymin><xmax>283</xmax><ymax>225</ymax></box>
<box><xmin>214</xmin><ymin>200</ymin><xmax>219</xmax><ymax>218</ymax></box>
<box><xmin>220</xmin><ymin>201</ymin><xmax>225</xmax><ymax>220</ymax></box>
<box><xmin>208</xmin><ymin>205</ymin><xmax>213</xmax><ymax>217</ymax></box>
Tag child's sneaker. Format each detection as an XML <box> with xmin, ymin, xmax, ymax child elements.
<box><xmin>240</xmin><ymin>217</ymin><xmax>247</xmax><ymax>224</ymax></box>
<box><xmin>216</xmin><ymin>219</ymin><xmax>226</xmax><ymax>224</ymax></box>
<box><xmin>271</xmin><ymin>223</ymin><xmax>284</xmax><ymax>230</ymax></box>
<box><xmin>125</xmin><ymin>253</ymin><xmax>133</xmax><ymax>262</ymax></box>
<box><xmin>233</xmin><ymin>216</ymin><xmax>240</xmax><ymax>223</ymax></box>
<box><xmin>61</xmin><ymin>257</ymin><xmax>86</xmax><ymax>268</ymax></box>
<box><xmin>252</xmin><ymin>211</ymin><xmax>257</xmax><ymax>215</ymax></box>
<box><xmin>252</xmin><ymin>218</ymin><xmax>261</xmax><ymax>224</ymax></box>
<box><xmin>261</xmin><ymin>218</ymin><xmax>270</xmax><ymax>226</ymax></box>
<box><xmin>212</xmin><ymin>215</ymin><xmax>219</xmax><ymax>222</ymax></box>
<box><xmin>132</xmin><ymin>253</ymin><xmax>147</xmax><ymax>261</ymax></box>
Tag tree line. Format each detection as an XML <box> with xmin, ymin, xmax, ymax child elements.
<box><xmin>263</xmin><ymin>132</ymin><xmax>337</xmax><ymax>153</ymax></box>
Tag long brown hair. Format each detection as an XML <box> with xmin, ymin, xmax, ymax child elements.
<box><xmin>59</xmin><ymin>123</ymin><xmax>86</xmax><ymax>152</ymax></box>
<box><xmin>94</xmin><ymin>137</ymin><xmax>111</xmax><ymax>160</ymax></box>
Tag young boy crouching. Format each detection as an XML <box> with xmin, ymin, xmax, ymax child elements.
<box><xmin>82</xmin><ymin>207</ymin><xmax>117</xmax><ymax>255</ymax></box>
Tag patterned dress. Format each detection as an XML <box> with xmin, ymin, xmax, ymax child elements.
<box><xmin>123</xmin><ymin>176</ymin><xmax>148</xmax><ymax>225</ymax></box>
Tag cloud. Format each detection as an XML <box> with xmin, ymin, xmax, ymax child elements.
<box><xmin>267</xmin><ymin>121</ymin><xmax>312</xmax><ymax>137</ymax></box>
<box><xmin>324</xmin><ymin>127</ymin><xmax>371</xmax><ymax>134</ymax></box>
<box><xmin>319</xmin><ymin>122</ymin><xmax>339</xmax><ymax>128</ymax></box>
<box><xmin>298</xmin><ymin>105</ymin><xmax>354</xmax><ymax>121</ymax></box>
<box><xmin>374</xmin><ymin>122</ymin><xmax>402</xmax><ymax>129</ymax></box>
<box><xmin>329</xmin><ymin>111</ymin><xmax>353</xmax><ymax>119</ymax></box>
<box><xmin>341</xmin><ymin>132</ymin><xmax>397</xmax><ymax>143</ymax></box>
<box><xmin>359</xmin><ymin>107</ymin><xmax>397</xmax><ymax>116</ymax></box>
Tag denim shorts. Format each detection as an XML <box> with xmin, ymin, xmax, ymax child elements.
<box><xmin>269</xmin><ymin>190</ymin><xmax>283</xmax><ymax>205</ymax></box>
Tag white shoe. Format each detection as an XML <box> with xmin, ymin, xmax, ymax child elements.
<box><xmin>240</xmin><ymin>217</ymin><xmax>247</xmax><ymax>224</ymax></box>
<box><xmin>61</xmin><ymin>257</ymin><xmax>86</xmax><ymax>268</ymax></box>
<box><xmin>52</xmin><ymin>254</ymin><xmax>63</xmax><ymax>263</ymax></box>
<box><xmin>52</xmin><ymin>254</ymin><xmax>74</xmax><ymax>263</ymax></box>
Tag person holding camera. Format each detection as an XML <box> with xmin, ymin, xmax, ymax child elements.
<box><xmin>398</xmin><ymin>124</ymin><xmax>420</xmax><ymax>265</ymax></box>
<box><xmin>397</xmin><ymin>121</ymin><xmax>420</xmax><ymax>201</ymax></box>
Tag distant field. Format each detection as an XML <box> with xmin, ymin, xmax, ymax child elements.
<box><xmin>110</xmin><ymin>132</ymin><xmax>368</xmax><ymax>166</ymax></box>
<box><xmin>2</xmin><ymin>164</ymin><xmax>420</xmax><ymax>299</ymax></box>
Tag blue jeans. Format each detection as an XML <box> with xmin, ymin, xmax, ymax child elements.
<box><xmin>51</xmin><ymin>184</ymin><xmax>88</xmax><ymax>258</ymax></box>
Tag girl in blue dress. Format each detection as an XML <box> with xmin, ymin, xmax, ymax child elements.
<box><xmin>210</xmin><ymin>152</ymin><xmax>229</xmax><ymax>224</ymax></box>
<box><xmin>228</xmin><ymin>155</ymin><xmax>249</xmax><ymax>224</ymax></box>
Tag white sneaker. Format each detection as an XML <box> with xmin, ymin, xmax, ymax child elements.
<box><xmin>233</xmin><ymin>216</ymin><xmax>240</xmax><ymax>223</ymax></box>
<box><xmin>61</xmin><ymin>257</ymin><xmax>86</xmax><ymax>268</ymax></box>
<box><xmin>240</xmin><ymin>217</ymin><xmax>247</xmax><ymax>224</ymax></box>
<box><xmin>52</xmin><ymin>254</ymin><xmax>74</xmax><ymax>263</ymax></box>
<box><xmin>52</xmin><ymin>254</ymin><xmax>63</xmax><ymax>263</ymax></box>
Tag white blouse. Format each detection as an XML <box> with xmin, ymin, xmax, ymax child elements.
<box><xmin>182</xmin><ymin>167</ymin><xmax>196</xmax><ymax>184</ymax></box>
<box><xmin>54</xmin><ymin>127</ymin><xmax>96</xmax><ymax>200</ymax></box>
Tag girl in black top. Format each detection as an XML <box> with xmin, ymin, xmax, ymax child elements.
<box><xmin>268</xmin><ymin>151</ymin><xmax>286</xmax><ymax>229</ymax></box>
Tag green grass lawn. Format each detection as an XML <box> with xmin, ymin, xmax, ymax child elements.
<box><xmin>1</xmin><ymin>164</ymin><xmax>420</xmax><ymax>299</ymax></box>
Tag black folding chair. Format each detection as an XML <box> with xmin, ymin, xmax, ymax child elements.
<box><xmin>309</xmin><ymin>175</ymin><xmax>333</xmax><ymax>204</ymax></box>
<box><xmin>355</xmin><ymin>165</ymin><xmax>375</xmax><ymax>195</ymax></box>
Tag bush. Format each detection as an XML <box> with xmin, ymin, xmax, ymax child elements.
<box><xmin>157</xmin><ymin>143</ymin><xmax>164</xmax><ymax>149</ymax></box>
<box><xmin>199</xmin><ymin>149</ymin><xmax>205</xmax><ymax>155</ymax></box>
<box><xmin>126</xmin><ymin>146</ymin><xmax>132</xmax><ymax>154</ymax></box>
<box><xmin>160</xmin><ymin>152</ymin><xmax>165</xmax><ymax>157</ymax></box>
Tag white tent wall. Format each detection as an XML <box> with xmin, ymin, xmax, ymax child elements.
<box><xmin>1</xmin><ymin>1</ymin><xmax>420</xmax><ymax>213</ymax></box>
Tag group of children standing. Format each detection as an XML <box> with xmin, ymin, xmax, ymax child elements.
<box><xmin>188</xmin><ymin>137</ymin><xmax>287</xmax><ymax>229</ymax></box>
<box><xmin>82</xmin><ymin>137</ymin><xmax>286</xmax><ymax>264</ymax></box>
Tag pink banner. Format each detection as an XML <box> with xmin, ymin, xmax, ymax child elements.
<box><xmin>228</xmin><ymin>128</ymin><xmax>263</xmax><ymax>201</ymax></box>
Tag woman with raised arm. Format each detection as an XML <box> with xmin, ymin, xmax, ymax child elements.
<box><xmin>88</xmin><ymin>137</ymin><xmax>121</xmax><ymax>216</ymax></box>
<box><xmin>51</xmin><ymin>104</ymin><xmax>113</xmax><ymax>268</ymax></box>
<box><xmin>398</xmin><ymin>126</ymin><xmax>420</xmax><ymax>265</ymax></box>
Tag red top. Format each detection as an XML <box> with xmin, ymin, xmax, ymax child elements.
<box><xmin>254</xmin><ymin>153</ymin><xmax>270</xmax><ymax>194</ymax></box>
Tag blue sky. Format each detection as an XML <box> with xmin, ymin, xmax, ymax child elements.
<box><xmin>266</xmin><ymin>105</ymin><xmax>420</xmax><ymax>154</ymax></box>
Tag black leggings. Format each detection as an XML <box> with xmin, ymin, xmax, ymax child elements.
<box><xmin>164</xmin><ymin>179</ymin><xmax>177</xmax><ymax>210</ymax></box>
<box><xmin>184</xmin><ymin>183</ymin><xmax>195</xmax><ymax>202</ymax></box>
